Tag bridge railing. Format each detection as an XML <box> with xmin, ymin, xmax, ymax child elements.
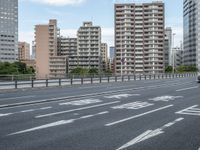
<box><xmin>0</xmin><ymin>73</ymin><xmax>197</xmax><ymax>90</ymax></box>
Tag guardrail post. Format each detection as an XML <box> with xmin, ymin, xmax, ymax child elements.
<box><xmin>15</xmin><ymin>80</ymin><xmax>17</xmax><ymax>89</ymax></box>
<box><xmin>108</xmin><ymin>76</ymin><xmax>110</xmax><ymax>83</ymax></box>
<box><xmin>122</xmin><ymin>76</ymin><xmax>124</xmax><ymax>82</ymax></box>
<box><xmin>144</xmin><ymin>75</ymin><xmax>146</xmax><ymax>80</ymax></box>
<box><xmin>134</xmin><ymin>75</ymin><xmax>136</xmax><ymax>80</ymax></box>
<box><xmin>91</xmin><ymin>77</ymin><xmax>93</xmax><ymax>84</ymax></box>
<box><xmin>139</xmin><ymin>75</ymin><xmax>141</xmax><ymax>80</ymax></box>
<box><xmin>71</xmin><ymin>78</ymin><xmax>73</xmax><ymax>85</ymax></box>
<box><xmin>46</xmin><ymin>79</ymin><xmax>48</xmax><ymax>87</ymax></box>
<box><xmin>149</xmin><ymin>75</ymin><xmax>151</xmax><ymax>80</ymax></box>
<box><xmin>81</xmin><ymin>77</ymin><xmax>83</xmax><ymax>85</ymax></box>
<box><xmin>31</xmin><ymin>80</ymin><xmax>34</xmax><ymax>88</ymax></box>
<box><xmin>128</xmin><ymin>76</ymin><xmax>130</xmax><ymax>81</ymax></box>
<box><xmin>59</xmin><ymin>79</ymin><xmax>61</xmax><ymax>86</ymax></box>
<box><xmin>115</xmin><ymin>76</ymin><xmax>117</xmax><ymax>82</ymax></box>
<box><xmin>100</xmin><ymin>76</ymin><xmax>102</xmax><ymax>83</ymax></box>
<box><xmin>154</xmin><ymin>74</ymin><xmax>156</xmax><ymax>80</ymax></box>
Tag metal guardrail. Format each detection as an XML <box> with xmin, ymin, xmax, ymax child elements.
<box><xmin>0</xmin><ymin>73</ymin><xmax>197</xmax><ymax>90</ymax></box>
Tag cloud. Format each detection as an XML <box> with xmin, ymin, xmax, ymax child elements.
<box><xmin>29</xmin><ymin>0</ymin><xmax>86</xmax><ymax>6</ymax></box>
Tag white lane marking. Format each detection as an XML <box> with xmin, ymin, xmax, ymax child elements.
<box><xmin>36</xmin><ymin>101</ymin><xmax>120</xmax><ymax>118</ymax></box>
<box><xmin>8</xmin><ymin>119</ymin><xmax>75</xmax><ymax>136</ymax></box>
<box><xmin>8</xmin><ymin>111</ymin><xmax>109</xmax><ymax>136</ymax></box>
<box><xmin>80</xmin><ymin>115</ymin><xmax>94</xmax><ymax>119</ymax></box>
<box><xmin>112</xmin><ymin>101</ymin><xmax>153</xmax><ymax>110</ymax></box>
<box><xmin>104</xmin><ymin>94</ymin><xmax>140</xmax><ymax>99</ymax></box>
<box><xmin>116</xmin><ymin>118</ymin><xmax>184</xmax><ymax>150</ymax></box>
<box><xmin>176</xmin><ymin>86</ymin><xmax>199</xmax><ymax>92</ymax></box>
<box><xmin>149</xmin><ymin>96</ymin><xmax>183</xmax><ymax>102</ymax></box>
<box><xmin>98</xmin><ymin>111</ymin><xmax>109</xmax><ymax>115</ymax></box>
<box><xmin>176</xmin><ymin>105</ymin><xmax>200</xmax><ymax>116</ymax></box>
<box><xmin>0</xmin><ymin>96</ymin><xmax>36</xmax><ymax>101</ymax></box>
<box><xmin>105</xmin><ymin>105</ymin><xmax>173</xmax><ymax>126</ymax></box>
<box><xmin>39</xmin><ymin>107</ymin><xmax>52</xmax><ymax>110</ymax></box>
<box><xmin>0</xmin><ymin>113</ymin><xmax>13</xmax><ymax>117</ymax></box>
<box><xmin>20</xmin><ymin>109</ymin><xmax>35</xmax><ymax>113</ymax></box>
<box><xmin>60</xmin><ymin>99</ymin><xmax>102</xmax><ymax>106</ymax></box>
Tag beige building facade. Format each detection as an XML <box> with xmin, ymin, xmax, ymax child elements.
<box><xmin>35</xmin><ymin>20</ymin><xmax>66</xmax><ymax>79</ymax></box>
<box><xmin>115</xmin><ymin>1</ymin><xmax>165</xmax><ymax>75</ymax></box>
<box><xmin>18</xmin><ymin>42</ymin><xmax>30</xmax><ymax>61</ymax></box>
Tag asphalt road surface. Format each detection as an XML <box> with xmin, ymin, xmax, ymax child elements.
<box><xmin>0</xmin><ymin>77</ymin><xmax>200</xmax><ymax>150</ymax></box>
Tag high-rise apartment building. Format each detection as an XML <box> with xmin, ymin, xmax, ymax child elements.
<box><xmin>18</xmin><ymin>42</ymin><xmax>30</xmax><ymax>61</ymax></box>
<box><xmin>58</xmin><ymin>37</ymin><xmax>77</xmax><ymax>56</ymax></box>
<box><xmin>67</xmin><ymin>22</ymin><xmax>102</xmax><ymax>73</ymax></box>
<box><xmin>35</xmin><ymin>20</ymin><xmax>66</xmax><ymax>79</ymax></box>
<box><xmin>0</xmin><ymin>0</ymin><xmax>18</xmax><ymax>62</ymax></box>
<box><xmin>183</xmin><ymin>0</ymin><xmax>200</xmax><ymax>69</ymax></box>
<box><xmin>115</xmin><ymin>2</ymin><xmax>165</xmax><ymax>75</ymax></box>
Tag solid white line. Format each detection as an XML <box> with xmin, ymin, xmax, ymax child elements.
<box><xmin>20</xmin><ymin>109</ymin><xmax>35</xmax><ymax>113</ymax></box>
<box><xmin>0</xmin><ymin>96</ymin><xmax>36</xmax><ymax>101</ymax></box>
<box><xmin>97</xmin><ymin>111</ymin><xmax>109</xmax><ymax>115</ymax></box>
<box><xmin>105</xmin><ymin>105</ymin><xmax>173</xmax><ymax>126</ymax></box>
<box><xmin>0</xmin><ymin>113</ymin><xmax>13</xmax><ymax>117</ymax></box>
<box><xmin>39</xmin><ymin>107</ymin><xmax>52</xmax><ymax>110</ymax></box>
<box><xmin>80</xmin><ymin>115</ymin><xmax>94</xmax><ymax>119</ymax></box>
<box><xmin>35</xmin><ymin>101</ymin><xmax>120</xmax><ymax>118</ymax></box>
<box><xmin>176</xmin><ymin>86</ymin><xmax>199</xmax><ymax>92</ymax></box>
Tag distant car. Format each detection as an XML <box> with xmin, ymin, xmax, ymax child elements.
<box><xmin>197</xmin><ymin>72</ymin><xmax>200</xmax><ymax>83</ymax></box>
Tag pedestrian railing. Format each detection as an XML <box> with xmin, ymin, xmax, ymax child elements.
<box><xmin>0</xmin><ymin>73</ymin><xmax>197</xmax><ymax>90</ymax></box>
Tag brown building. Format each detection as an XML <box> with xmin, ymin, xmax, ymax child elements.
<box><xmin>101</xmin><ymin>43</ymin><xmax>109</xmax><ymax>71</ymax></box>
<box><xmin>35</xmin><ymin>19</ymin><xmax>66</xmax><ymax>79</ymax></box>
<box><xmin>18</xmin><ymin>42</ymin><xmax>30</xmax><ymax>61</ymax></box>
<box><xmin>115</xmin><ymin>1</ymin><xmax>165</xmax><ymax>75</ymax></box>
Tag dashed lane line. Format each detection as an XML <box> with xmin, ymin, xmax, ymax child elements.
<box><xmin>35</xmin><ymin>101</ymin><xmax>120</xmax><ymax>119</ymax></box>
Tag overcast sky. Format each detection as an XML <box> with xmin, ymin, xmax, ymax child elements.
<box><xmin>19</xmin><ymin>0</ymin><xmax>183</xmax><ymax>51</ymax></box>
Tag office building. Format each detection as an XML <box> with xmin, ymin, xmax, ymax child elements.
<box><xmin>115</xmin><ymin>1</ymin><xmax>165</xmax><ymax>75</ymax></box>
<box><xmin>0</xmin><ymin>0</ymin><xmax>18</xmax><ymax>62</ymax></box>
<box><xmin>183</xmin><ymin>0</ymin><xmax>200</xmax><ymax>69</ymax></box>
<box><xmin>18</xmin><ymin>42</ymin><xmax>30</xmax><ymax>61</ymax></box>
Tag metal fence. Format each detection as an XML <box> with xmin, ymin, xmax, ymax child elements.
<box><xmin>0</xmin><ymin>73</ymin><xmax>197</xmax><ymax>90</ymax></box>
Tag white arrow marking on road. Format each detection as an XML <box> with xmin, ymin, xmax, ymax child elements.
<box><xmin>8</xmin><ymin>111</ymin><xmax>109</xmax><ymax>136</ymax></box>
<box><xmin>116</xmin><ymin>118</ymin><xmax>184</xmax><ymax>150</ymax></box>
<box><xmin>149</xmin><ymin>96</ymin><xmax>183</xmax><ymax>102</ymax></box>
<box><xmin>104</xmin><ymin>94</ymin><xmax>140</xmax><ymax>99</ymax></box>
<box><xmin>8</xmin><ymin>119</ymin><xmax>74</xmax><ymax>136</ymax></box>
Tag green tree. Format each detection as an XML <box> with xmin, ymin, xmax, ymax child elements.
<box><xmin>165</xmin><ymin>66</ymin><xmax>173</xmax><ymax>73</ymax></box>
